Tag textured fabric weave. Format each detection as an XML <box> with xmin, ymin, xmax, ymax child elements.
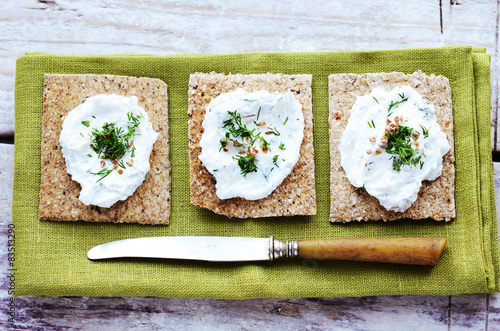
<box><xmin>13</xmin><ymin>46</ymin><xmax>499</xmax><ymax>298</ymax></box>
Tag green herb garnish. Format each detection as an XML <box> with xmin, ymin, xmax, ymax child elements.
<box><xmin>90</xmin><ymin>114</ymin><xmax>140</xmax><ymax>161</ymax></box>
<box><xmin>267</xmin><ymin>127</ymin><xmax>280</xmax><ymax>136</ymax></box>
<box><xmin>124</xmin><ymin>112</ymin><xmax>142</xmax><ymax>141</ymax></box>
<box><xmin>279</xmin><ymin>142</ymin><xmax>285</xmax><ymax>150</ymax></box>
<box><xmin>385</xmin><ymin>125</ymin><xmax>425</xmax><ymax>172</ymax></box>
<box><xmin>219</xmin><ymin>140</ymin><xmax>228</xmax><ymax>151</ymax></box>
<box><xmin>88</xmin><ymin>113</ymin><xmax>142</xmax><ymax>182</ymax></box>
<box><xmin>222</xmin><ymin>110</ymin><xmax>274</xmax><ymax>153</ymax></box>
<box><xmin>388</xmin><ymin>94</ymin><xmax>409</xmax><ymax>113</ymax></box>
<box><xmin>223</xmin><ymin>110</ymin><xmax>255</xmax><ymax>145</ymax></box>
<box><xmin>273</xmin><ymin>155</ymin><xmax>279</xmax><ymax>167</ymax></box>
<box><xmin>259</xmin><ymin>137</ymin><xmax>270</xmax><ymax>152</ymax></box>
<box><xmin>90</xmin><ymin>123</ymin><xmax>128</xmax><ymax>160</ymax></box>
<box><xmin>90</xmin><ymin>168</ymin><xmax>113</xmax><ymax>183</ymax></box>
<box><xmin>233</xmin><ymin>155</ymin><xmax>258</xmax><ymax>177</ymax></box>
<box><xmin>283</xmin><ymin>117</ymin><xmax>289</xmax><ymax>125</ymax></box>
<box><xmin>373</xmin><ymin>96</ymin><xmax>379</xmax><ymax>104</ymax></box>
<box><xmin>81</xmin><ymin>121</ymin><xmax>90</xmax><ymax>127</ymax></box>
<box><xmin>367</xmin><ymin>120</ymin><xmax>375</xmax><ymax>128</ymax></box>
<box><xmin>420</xmin><ymin>124</ymin><xmax>429</xmax><ymax>138</ymax></box>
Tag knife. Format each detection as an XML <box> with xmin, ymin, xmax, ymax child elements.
<box><xmin>87</xmin><ymin>236</ymin><xmax>446</xmax><ymax>265</ymax></box>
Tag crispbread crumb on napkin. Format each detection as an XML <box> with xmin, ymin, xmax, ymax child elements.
<box><xmin>188</xmin><ymin>72</ymin><xmax>316</xmax><ymax>218</ymax></box>
<box><xmin>39</xmin><ymin>74</ymin><xmax>171</xmax><ymax>225</ymax></box>
<box><xmin>329</xmin><ymin>71</ymin><xmax>455</xmax><ymax>222</ymax></box>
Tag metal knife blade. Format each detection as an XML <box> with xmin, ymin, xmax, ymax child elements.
<box><xmin>87</xmin><ymin>236</ymin><xmax>447</xmax><ymax>265</ymax></box>
<box><xmin>87</xmin><ymin>236</ymin><xmax>273</xmax><ymax>262</ymax></box>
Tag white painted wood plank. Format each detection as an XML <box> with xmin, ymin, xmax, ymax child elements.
<box><xmin>450</xmin><ymin>294</ymin><xmax>487</xmax><ymax>330</ymax></box>
<box><xmin>0</xmin><ymin>144</ymin><xmax>14</xmax><ymax>225</ymax></box>
<box><xmin>441</xmin><ymin>0</ymin><xmax>497</xmax><ymax>50</ymax></box>
<box><xmin>441</xmin><ymin>0</ymin><xmax>499</xmax><ymax>151</ymax></box>
<box><xmin>6</xmin><ymin>296</ymin><xmax>451</xmax><ymax>330</ymax></box>
<box><xmin>489</xmin><ymin>293</ymin><xmax>500</xmax><ymax>330</ymax></box>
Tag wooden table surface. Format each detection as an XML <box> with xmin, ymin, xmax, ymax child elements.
<box><xmin>2</xmin><ymin>0</ymin><xmax>500</xmax><ymax>329</ymax></box>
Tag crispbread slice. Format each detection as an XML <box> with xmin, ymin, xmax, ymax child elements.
<box><xmin>329</xmin><ymin>71</ymin><xmax>455</xmax><ymax>222</ymax></box>
<box><xmin>39</xmin><ymin>74</ymin><xmax>171</xmax><ymax>225</ymax></box>
<box><xmin>188</xmin><ymin>72</ymin><xmax>316</xmax><ymax>218</ymax></box>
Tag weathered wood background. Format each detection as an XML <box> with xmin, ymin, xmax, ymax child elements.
<box><xmin>2</xmin><ymin>0</ymin><xmax>500</xmax><ymax>329</ymax></box>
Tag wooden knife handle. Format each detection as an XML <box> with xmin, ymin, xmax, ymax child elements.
<box><xmin>297</xmin><ymin>237</ymin><xmax>447</xmax><ymax>265</ymax></box>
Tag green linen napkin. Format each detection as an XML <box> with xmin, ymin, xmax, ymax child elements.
<box><xmin>13</xmin><ymin>46</ymin><xmax>499</xmax><ymax>298</ymax></box>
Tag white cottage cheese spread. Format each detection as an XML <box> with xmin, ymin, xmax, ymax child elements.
<box><xmin>198</xmin><ymin>89</ymin><xmax>304</xmax><ymax>200</ymax></box>
<box><xmin>59</xmin><ymin>94</ymin><xmax>159</xmax><ymax>208</ymax></box>
<box><xmin>339</xmin><ymin>85</ymin><xmax>450</xmax><ymax>212</ymax></box>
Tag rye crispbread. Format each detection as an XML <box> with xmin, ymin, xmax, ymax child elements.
<box><xmin>39</xmin><ymin>74</ymin><xmax>171</xmax><ymax>225</ymax></box>
<box><xmin>188</xmin><ymin>72</ymin><xmax>316</xmax><ymax>218</ymax></box>
<box><xmin>329</xmin><ymin>71</ymin><xmax>455</xmax><ymax>222</ymax></box>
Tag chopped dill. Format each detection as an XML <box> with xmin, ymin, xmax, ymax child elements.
<box><xmin>81</xmin><ymin>121</ymin><xmax>90</xmax><ymax>127</ymax></box>
<box><xmin>279</xmin><ymin>142</ymin><xmax>285</xmax><ymax>150</ymax></box>
<box><xmin>388</xmin><ymin>94</ymin><xmax>409</xmax><ymax>113</ymax></box>
<box><xmin>259</xmin><ymin>137</ymin><xmax>271</xmax><ymax>152</ymax></box>
<box><xmin>219</xmin><ymin>140</ymin><xmax>228</xmax><ymax>151</ymax></box>
<box><xmin>385</xmin><ymin>125</ymin><xmax>425</xmax><ymax>172</ymax></box>
<box><xmin>90</xmin><ymin>123</ymin><xmax>127</xmax><ymax>160</ymax></box>
<box><xmin>373</xmin><ymin>96</ymin><xmax>379</xmax><ymax>104</ymax></box>
<box><xmin>273</xmin><ymin>155</ymin><xmax>279</xmax><ymax>167</ymax></box>
<box><xmin>283</xmin><ymin>117</ymin><xmax>289</xmax><ymax>125</ymax></box>
<box><xmin>420</xmin><ymin>124</ymin><xmax>429</xmax><ymax>138</ymax></box>
<box><xmin>224</xmin><ymin>110</ymin><xmax>255</xmax><ymax>145</ymax></box>
<box><xmin>267</xmin><ymin>127</ymin><xmax>280</xmax><ymax>136</ymax></box>
<box><xmin>89</xmin><ymin>113</ymin><xmax>141</xmax><ymax>164</ymax></box>
<box><xmin>90</xmin><ymin>168</ymin><xmax>113</xmax><ymax>183</ymax></box>
<box><xmin>233</xmin><ymin>155</ymin><xmax>258</xmax><ymax>177</ymax></box>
